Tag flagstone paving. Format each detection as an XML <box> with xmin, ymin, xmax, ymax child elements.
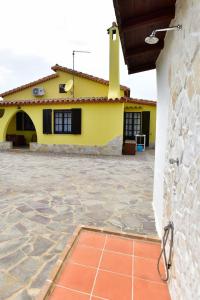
<box><xmin>0</xmin><ymin>150</ymin><xmax>155</xmax><ymax>299</ymax></box>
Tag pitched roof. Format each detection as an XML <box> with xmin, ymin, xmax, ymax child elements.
<box><xmin>0</xmin><ymin>97</ymin><xmax>156</xmax><ymax>107</ymax></box>
<box><xmin>51</xmin><ymin>64</ymin><xmax>130</xmax><ymax>94</ymax></box>
<box><xmin>0</xmin><ymin>64</ymin><xmax>130</xmax><ymax>97</ymax></box>
<box><xmin>0</xmin><ymin>73</ymin><xmax>58</xmax><ymax>97</ymax></box>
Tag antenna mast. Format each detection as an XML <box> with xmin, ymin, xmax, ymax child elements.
<box><xmin>72</xmin><ymin>50</ymin><xmax>91</xmax><ymax>98</ymax></box>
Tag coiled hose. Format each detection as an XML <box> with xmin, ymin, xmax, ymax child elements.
<box><xmin>157</xmin><ymin>221</ymin><xmax>174</xmax><ymax>282</ymax></box>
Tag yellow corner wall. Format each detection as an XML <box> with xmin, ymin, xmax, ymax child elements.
<box><xmin>0</xmin><ymin>103</ymin><xmax>124</xmax><ymax>146</ymax></box>
<box><xmin>3</xmin><ymin>70</ymin><xmax>125</xmax><ymax>101</ymax></box>
<box><xmin>124</xmin><ymin>103</ymin><xmax>156</xmax><ymax>144</ymax></box>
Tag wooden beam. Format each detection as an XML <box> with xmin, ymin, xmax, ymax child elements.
<box><xmin>126</xmin><ymin>41</ymin><xmax>164</xmax><ymax>58</ymax></box>
<box><xmin>121</xmin><ymin>6</ymin><xmax>175</xmax><ymax>32</ymax></box>
<box><xmin>128</xmin><ymin>63</ymin><xmax>156</xmax><ymax>74</ymax></box>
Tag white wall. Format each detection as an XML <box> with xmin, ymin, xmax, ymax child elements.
<box><xmin>153</xmin><ymin>0</ymin><xmax>200</xmax><ymax>299</ymax></box>
<box><xmin>153</xmin><ymin>38</ymin><xmax>172</xmax><ymax>236</ymax></box>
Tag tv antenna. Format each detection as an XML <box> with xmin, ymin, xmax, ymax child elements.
<box><xmin>72</xmin><ymin>50</ymin><xmax>91</xmax><ymax>97</ymax></box>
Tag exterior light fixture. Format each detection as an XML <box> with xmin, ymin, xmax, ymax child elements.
<box><xmin>145</xmin><ymin>25</ymin><xmax>182</xmax><ymax>44</ymax></box>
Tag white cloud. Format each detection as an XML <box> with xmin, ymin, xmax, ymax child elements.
<box><xmin>0</xmin><ymin>49</ymin><xmax>51</xmax><ymax>92</ymax></box>
<box><xmin>0</xmin><ymin>66</ymin><xmax>13</xmax><ymax>87</ymax></box>
<box><xmin>0</xmin><ymin>0</ymin><xmax>157</xmax><ymax>99</ymax></box>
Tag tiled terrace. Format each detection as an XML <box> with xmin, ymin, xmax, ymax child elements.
<box><xmin>44</xmin><ymin>229</ymin><xmax>170</xmax><ymax>300</ymax></box>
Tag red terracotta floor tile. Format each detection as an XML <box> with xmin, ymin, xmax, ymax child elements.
<box><xmin>91</xmin><ymin>297</ymin><xmax>109</xmax><ymax>300</ymax></box>
<box><xmin>49</xmin><ymin>286</ymin><xmax>90</xmax><ymax>300</ymax></box>
<box><xmin>105</xmin><ymin>235</ymin><xmax>133</xmax><ymax>255</ymax></box>
<box><xmin>134</xmin><ymin>256</ymin><xmax>165</xmax><ymax>283</ymax></box>
<box><xmin>93</xmin><ymin>270</ymin><xmax>132</xmax><ymax>300</ymax></box>
<box><xmin>56</xmin><ymin>262</ymin><xmax>96</xmax><ymax>293</ymax></box>
<box><xmin>134</xmin><ymin>240</ymin><xmax>161</xmax><ymax>259</ymax></box>
<box><xmin>69</xmin><ymin>244</ymin><xmax>102</xmax><ymax>267</ymax></box>
<box><xmin>100</xmin><ymin>250</ymin><xmax>132</xmax><ymax>276</ymax></box>
<box><xmin>78</xmin><ymin>231</ymin><xmax>106</xmax><ymax>249</ymax></box>
<box><xmin>47</xmin><ymin>230</ymin><xmax>171</xmax><ymax>300</ymax></box>
<box><xmin>134</xmin><ymin>277</ymin><xmax>171</xmax><ymax>300</ymax></box>
<box><xmin>91</xmin><ymin>297</ymin><xmax>107</xmax><ymax>300</ymax></box>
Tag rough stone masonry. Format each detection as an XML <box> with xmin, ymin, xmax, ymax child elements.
<box><xmin>158</xmin><ymin>0</ymin><xmax>200</xmax><ymax>299</ymax></box>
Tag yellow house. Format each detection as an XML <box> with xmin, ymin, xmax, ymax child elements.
<box><xmin>0</xmin><ymin>23</ymin><xmax>156</xmax><ymax>155</ymax></box>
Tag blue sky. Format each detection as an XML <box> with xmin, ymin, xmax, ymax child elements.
<box><xmin>0</xmin><ymin>0</ymin><xmax>157</xmax><ymax>100</ymax></box>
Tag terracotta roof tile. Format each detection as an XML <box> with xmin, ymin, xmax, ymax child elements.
<box><xmin>0</xmin><ymin>64</ymin><xmax>130</xmax><ymax>97</ymax></box>
<box><xmin>0</xmin><ymin>74</ymin><xmax>58</xmax><ymax>97</ymax></box>
<box><xmin>51</xmin><ymin>64</ymin><xmax>130</xmax><ymax>95</ymax></box>
<box><xmin>0</xmin><ymin>97</ymin><xmax>156</xmax><ymax>107</ymax></box>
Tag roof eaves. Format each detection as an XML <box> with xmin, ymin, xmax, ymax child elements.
<box><xmin>51</xmin><ymin>64</ymin><xmax>130</xmax><ymax>93</ymax></box>
<box><xmin>124</xmin><ymin>98</ymin><xmax>157</xmax><ymax>106</ymax></box>
<box><xmin>0</xmin><ymin>97</ymin><xmax>156</xmax><ymax>107</ymax></box>
<box><xmin>0</xmin><ymin>65</ymin><xmax>130</xmax><ymax>98</ymax></box>
<box><xmin>0</xmin><ymin>73</ymin><xmax>58</xmax><ymax>97</ymax></box>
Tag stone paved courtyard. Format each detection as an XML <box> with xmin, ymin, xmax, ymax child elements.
<box><xmin>0</xmin><ymin>150</ymin><xmax>156</xmax><ymax>299</ymax></box>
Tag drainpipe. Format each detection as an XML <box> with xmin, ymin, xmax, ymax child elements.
<box><xmin>107</xmin><ymin>22</ymin><xmax>121</xmax><ymax>99</ymax></box>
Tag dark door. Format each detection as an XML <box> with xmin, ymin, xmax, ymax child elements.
<box><xmin>142</xmin><ymin>111</ymin><xmax>150</xmax><ymax>147</ymax></box>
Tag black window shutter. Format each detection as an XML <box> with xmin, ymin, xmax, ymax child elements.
<box><xmin>16</xmin><ymin>112</ymin><xmax>23</xmax><ymax>130</ymax></box>
<box><xmin>142</xmin><ymin>111</ymin><xmax>150</xmax><ymax>147</ymax></box>
<box><xmin>123</xmin><ymin>112</ymin><xmax>126</xmax><ymax>142</ymax></box>
<box><xmin>43</xmin><ymin>109</ymin><xmax>52</xmax><ymax>134</ymax></box>
<box><xmin>71</xmin><ymin>109</ymin><xmax>81</xmax><ymax>134</ymax></box>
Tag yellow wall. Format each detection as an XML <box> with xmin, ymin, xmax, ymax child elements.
<box><xmin>0</xmin><ymin>103</ymin><xmax>124</xmax><ymax>146</ymax></box>
<box><xmin>124</xmin><ymin>103</ymin><xmax>156</xmax><ymax>144</ymax></box>
<box><xmin>6</xmin><ymin>114</ymin><xmax>36</xmax><ymax>144</ymax></box>
<box><xmin>3</xmin><ymin>70</ymin><xmax>125</xmax><ymax>101</ymax></box>
<box><xmin>0</xmin><ymin>68</ymin><xmax>156</xmax><ymax>148</ymax></box>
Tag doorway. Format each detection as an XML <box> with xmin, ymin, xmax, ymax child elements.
<box><xmin>6</xmin><ymin>111</ymin><xmax>37</xmax><ymax>148</ymax></box>
<box><xmin>124</xmin><ymin>111</ymin><xmax>150</xmax><ymax>147</ymax></box>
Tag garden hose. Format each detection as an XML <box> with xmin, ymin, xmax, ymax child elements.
<box><xmin>157</xmin><ymin>221</ymin><xmax>174</xmax><ymax>282</ymax></box>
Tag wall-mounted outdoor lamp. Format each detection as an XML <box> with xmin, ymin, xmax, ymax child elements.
<box><xmin>145</xmin><ymin>25</ymin><xmax>182</xmax><ymax>44</ymax></box>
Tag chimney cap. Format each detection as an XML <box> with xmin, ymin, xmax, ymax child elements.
<box><xmin>107</xmin><ymin>22</ymin><xmax>118</xmax><ymax>33</ymax></box>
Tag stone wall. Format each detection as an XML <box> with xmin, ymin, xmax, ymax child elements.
<box><xmin>30</xmin><ymin>135</ymin><xmax>123</xmax><ymax>156</ymax></box>
<box><xmin>154</xmin><ymin>0</ymin><xmax>200</xmax><ymax>299</ymax></box>
<box><xmin>0</xmin><ymin>141</ymin><xmax>12</xmax><ymax>150</ymax></box>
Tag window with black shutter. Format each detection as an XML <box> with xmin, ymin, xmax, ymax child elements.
<box><xmin>54</xmin><ymin>110</ymin><xmax>72</xmax><ymax>133</ymax></box>
<box><xmin>43</xmin><ymin>109</ymin><xmax>52</xmax><ymax>134</ymax></box>
<box><xmin>53</xmin><ymin>109</ymin><xmax>81</xmax><ymax>134</ymax></box>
